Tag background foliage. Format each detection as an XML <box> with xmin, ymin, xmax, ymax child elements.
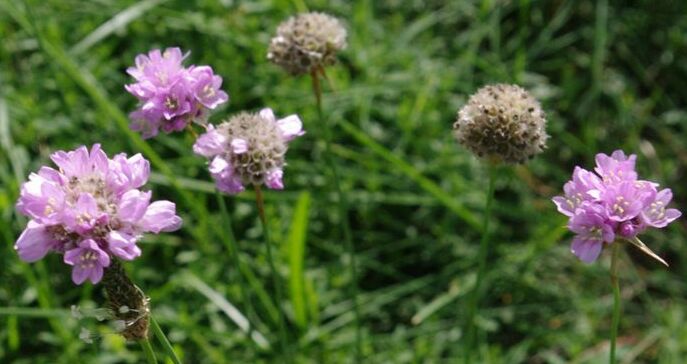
<box><xmin>1</xmin><ymin>0</ymin><xmax>687</xmax><ymax>362</ymax></box>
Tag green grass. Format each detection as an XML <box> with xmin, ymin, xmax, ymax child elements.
<box><xmin>1</xmin><ymin>0</ymin><xmax>687</xmax><ymax>362</ymax></box>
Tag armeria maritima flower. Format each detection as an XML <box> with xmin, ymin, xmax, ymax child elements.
<box><xmin>453</xmin><ymin>84</ymin><xmax>548</xmax><ymax>164</ymax></box>
<box><xmin>15</xmin><ymin>144</ymin><xmax>182</xmax><ymax>284</ymax></box>
<box><xmin>193</xmin><ymin>108</ymin><xmax>304</xmax><ymax>194</ymax></box>
<box><xmin>125</xmin><ymin>47</ymin><xmax>229</xmax><ymax>139</ymax></box>
<box><xmin>268</xmin><ymin>12</ymin><xmax>347</xmax><ymax>75</ymax></box>
<box><xmin>553</xmin><ymin>150</ymin><xmax>681</xmax><ymax>263</ymax></box>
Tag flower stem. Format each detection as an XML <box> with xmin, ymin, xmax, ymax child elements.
<box><xmin>610</xmin><ymin>242</ymin><xmax>621</xmax><ymax>364</ymax></box>
<box><xmin>463</xmin><ymin>164</ymin><xmax>497</xmax><ymax>363</ymax></box>
<box><xmin>216</xmin><ymin>192</ymin><xmax>258</xmax><ymax>350</ymax></box>
<box><xmin>139</xmin><ymin>338</ymin><xmax>157</xmax><ymax>364</ymax></box>
<box><xmin>150</xmin><ymin>315</ymin><xmax>181</xmax><ymax>364</ymax></box>
<box><xmin>254</xmin><ymin>185</ymin><xmax>292</xmax><ymax>362</ymax></box>
<box><xmin>311</xmin><ymin>69</ymin><xmax>363</xmax><ymax>361</ymax></box>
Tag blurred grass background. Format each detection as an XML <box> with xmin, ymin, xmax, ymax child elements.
<box><xmin>1</xmin><ymin>0</ymin><xmax>687</xmax><ymax>362</ymax></box>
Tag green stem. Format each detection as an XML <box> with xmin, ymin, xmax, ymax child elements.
<box><xmin>139</xmin><ymin>338</ymin><xmax>158</xmax><ymax>364</ymax></box>
<box><xmin>255</xmin><ymin>185</ymin><xmax>292</xmax><ymax>362</ymax></box>
<box><xmin>311</xmin><ymin>69</ymin><xmax>363</xmax><ymax>361</ymax></box>
<box><xmin>216</xmin><ymin>192</ymin><xmax>258</xmax><ymax>350</ymax></box>
<box><xmin>610</xmin><ymin>242</ymin><xmax>621</xmax><ymax>364</ymax></box>
<box><xmin>150</xmin><ymin>316</ymin><xmax>181</xmax><ymax>364</ymax></box>
<box><xmin>463</xmin><ymin>164</ymin><xmax>497</xmax><ymax>363</ymax></box>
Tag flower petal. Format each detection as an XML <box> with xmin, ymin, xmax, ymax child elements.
<box><xmin>570</xmin><ymin>236</ymin><xmax>603</xmax><ymax>263</ymax></box>
<box><xmin>276</xmin><ymin>115</ymin><xmax>305</xmax><ymax>141</ymax></box>
<box><xmin>139</xmin><ymin>201</ymin><xmax>182</xmax><ymax>233</ymax></box>
<box><xmin>193</xmin><ymin>126</ymin><xmax>226</xmax><ymax>157</ymax></box>
<box><xmin>231</xmin><ymin>138</ymin><xmax>249</xmax><ymax>154</ymax></box>
<box><xmin>15</xmin><ymin>221</ymin><xmax>54</xmax><ymax>262</ymax></box>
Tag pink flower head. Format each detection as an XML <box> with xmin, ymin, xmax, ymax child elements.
<box><xmin>125</xmin><ymin>47</ymin><xmax>229</xmax><ymax>139</ymax></box>
<box><xmin>193</xmin><ymin>108</ymin><xmax>304</xmax><ymax>194</ymax></box>
<box><xmin>553</xmin><ymin>150</ymin><xmax>681</xmax><ymax>263</ymax></box>
<box><xmin>15</xmin><ymin>144</ymin><xmax>182</xmax><ymax>285</ymax></box>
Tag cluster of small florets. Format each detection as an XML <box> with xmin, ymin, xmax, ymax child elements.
<box><xmin>125</xmin><ymin>47</ymin><xmax>229</xmax><ymax>139</ymax></box>
<box><xmin>453</xmin><ymin>84</ymin><xmax>548</xmax><ymax>164</ymax></box>
<box><xmin>268</xmin><ymin>12</ymin><xmax>347</xmax><ymax>75</ymax></box>
<box><xmin>553</xmin><ymin>150</ymin><xmax>681</xmax><ymax>263</ymax></box>
<box><xmin>193</xmin><ymin>108</ymin><xmax>304</xmax><ymax>194</ymax></box>
<box><xmin>15</xmin><ymin>144</ymin><xmax>182</xmax><ymax>284</ymax></box>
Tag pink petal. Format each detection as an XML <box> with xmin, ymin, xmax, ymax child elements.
<box><xmin>209</xmin><ymin>156</ymin><xmax>230</xmax><ymax>174</ymax></box>
<box><xmin>265</xmin><ymin>169</ymin><xmax>284</xmax><ymax>190</ymax></box>
<box><xmin>71</xmin><ymin>266</ymin><xmax>90</xmax><ymax>285</ymax></box>
<box><xmin>259</xmin><ymin>108</ymin><xmax>276</xmax><ymax>123</ymax></box>
<box><xmin>139</xmin><ymin>201</ymin><xmax>182</xmax><ymax>233</ymax></box>
<box><xmin>15</xmin><ymin>221</ymin><xmax>54</xmax><ymax>262</ymax></box>
<box><xmin>117</xmin><ymin>190</ymin><xmax>151</xmax><ymax>223</ymax></box>
<box><xmin>276</xmin><ymin>115</ymin><xmax>304</xmax><ymax>141</ymax></box>
<box><xmin>231</xmin><ymin>138</ymin><xmax>249</xmax><ymax>154</ymax></box>
<box><xmin>571</xmin><ymin>237</ymin><xmax>603</xmax><ymax>263</ymax></box>
<box><xmin>107</xmin><ymin>231</ymin><xmax>141</xmax><ymax>261</ymax></box>
<box><xmin>193</xmin><ymin>126</ymin><xmax>226</xmax><ymax>157</ymax></box>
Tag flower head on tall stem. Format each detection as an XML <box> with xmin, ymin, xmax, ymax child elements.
<box><xmin>553</xmin><ymin>150</ymin><xmax>680</xmax><ymax>263</ymax></box>
<box><xmin>193</xmin><ymin>108</ymin><xmax>304</xmax><ymax>194</ymax></box>
<box><xmin>125</xmin><ymin>47</ymin><xmax>229</xmax><ymax>139</ymax></box>
<box><xmin>453</xmin><ymin>84</ymin><xmax>548</xmax><ymax>164</ymax></box>
<box><xmin>268</xmin><ymin>12</ymin><xmax>347</xmax><ymax>76</ymax></box>
<box><xmin>15</xmin><ymin>144</ymin><xmax>182</xmax><ymax>284</ymax></box>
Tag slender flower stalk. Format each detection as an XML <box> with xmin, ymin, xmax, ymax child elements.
<box><xmin>267</xmin><ymin>12</ymin><xmax>360</xmax><ymax>358</ymax></box>
<box><xmin>193</xmin><ymin>108</ymin><xmax>303</xmax><ymax>360</ymax></box>
<box><xmin>463</xmin><ymin>164</ymin><xmax>496</xmax><ymax>363</ymax></box>
<box><xmin>454</xmin><ymin>84</ymin><xmax>548</xmax><ymax>360</ymax></box>
<box><xmin>609</xmin><ymin>242</ymin><xmax>621</xmax><ymax>363</ymax></box>
<box><xmin>311</xmin><ymin>68</ymin><xmax>363</xmax><ymax>360</ymax></box>
<box><xmin>216</xmin><ymin>192</ymin><xmax>258</xmax><ymax>350</ymax></box>
<box><xmin>139</xmin><ymin>338</ymin><xmax>157</xmax><ymax>364</ymax></box>
<box><xmin>254</xmin><ymin>185</ymin><xmax>291</xmax><ymax>362</ymax></box>
<box><xmin>150</xmin><ymin>316</ymin><xmax>182</xmax><ymax>364</ymax></box>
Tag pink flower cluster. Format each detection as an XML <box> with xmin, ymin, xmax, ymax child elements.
<box><xmin>15</xmin><ymin>145</ymin><xmax>182</xmax><ymax>284</ymax></box>
<box><xmin>125</xmin><ymin>47</ymin><xmax>229</xmax><ymax>139</ymax></box>
<box><xmin>553</xmin><ymin>151</ymin><xmax>681</xmax><ymax>263</ymax></box>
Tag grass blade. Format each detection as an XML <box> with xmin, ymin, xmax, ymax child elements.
<box><xmin>179</xmin><ymin>271</ymin><xmax>270</xmax><ymax>350</ymax></box>
<box><xmin>150</xmin><ymin>315</ymin><xmax>182</xmax><ymax>364</ymax></box>
<box><xmin>287</xmin><ymin>191</ymin><xmax>311</xmax><ymax>329</ymax></box>
<box><xmin>338</xmin><ymin>119</ymin><xmax>482</xmax><ymax>231</ymax></box>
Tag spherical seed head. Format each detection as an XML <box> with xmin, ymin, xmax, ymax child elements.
<box><xmin>268</xmin><ymin>12</ymin><xmax>347</xmax><ymax>75</ymax></box>
<box><xmin>453</xmin><ymin>84</ymin><xmax>548</xmax><ymax>164</ymax></box>
<box><xmin>193</xmin><ymin>108</ymin><xmax>303</xmax><ymax>194</ymax></box>
<box><xmin>220</xmin><ymin>112</ymin><xmax>287</xmax><ymax>185</ymax></box>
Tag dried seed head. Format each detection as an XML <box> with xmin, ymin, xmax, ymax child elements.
<box><xmin>218</xmin><ymin>112</ymin><xmax>288</xmax><ymax>186</ymax></box>
<box><xmin>453</xmin><ymin>84</ymin><xmax>548</xmax><ymax>164</ymax></box>
<box><xmin>268</xmin><ymin>12</ymin><xmax>347</xmax><ymax>75</ymax></box>
<box><xmin>193</xmin><ymin>108</ymin><xmax>303</xmax><ymax>194</ymax></box>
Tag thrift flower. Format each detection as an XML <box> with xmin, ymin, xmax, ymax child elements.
<box><xmin>453</xmin><ymin>84</ymin><xmax>548</xmax><ymax>164</ymax></box>
<box><xmin>193</xmin><ymin>108</ymin><xmax>304</xmax><ymax>194</ymax></box>
<box><xmin>125</xmin><ymin>47</ymin><xmax>229</xmax><ymax>138</ymax></box>
<box><xmin>268</xmin><ymin>12</ymin><xmax>347</xmax><ymax>75</ymax></box>
<box><xmin>15</xmin><ymin>144</ymin><xmax>182</xmax><ymax>284</ymax></box>
<box><xmin>553</xmin><ymin>150</ymin><xmax>680</xmax><ymax>263</ymax></box>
